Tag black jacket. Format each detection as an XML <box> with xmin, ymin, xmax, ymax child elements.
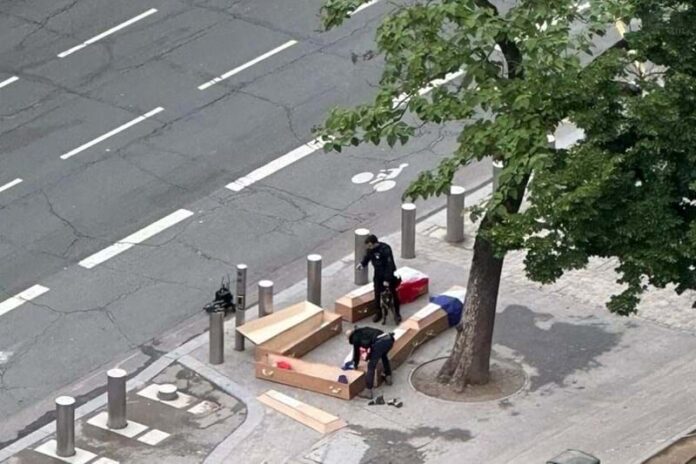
<box><xmin>360</xmin><ymin>242</ymin><xmax>397</xmax><ymax>280</ymax></box>
<box><xmin>349</xmin><ymin>327</ymin><xmax>384</xmax><ymax>368</ymax></box>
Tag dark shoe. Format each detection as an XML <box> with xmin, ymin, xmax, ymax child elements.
<box><xmin>359</xmin><ymin>389</ymin><xmax>374</xmax><ymax>400</ymax></box>
<box><xmin>395</xmin><ymin>315</ymin><xmax>402</xmax><ymax>324</ymax></box>
<box><xmin>372</xmin><ymin>313</ymin><xmax>382</xmax><ymax>323</ymax></box>
<box><xmin>383</xmin><ymin>375</ymin><xmax>393</xmax><ymax>386</ymax></box>
<box><xmin>374</xmin><ymin>395</ymin><xmax>385</xmax><ymax>405</ymax></box>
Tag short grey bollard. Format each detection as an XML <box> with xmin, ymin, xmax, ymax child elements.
<box><xmin>401</xmin><ymin>203</ymin><xmax>416</xmax><ymax>259</ymax></box>
<box><xmin>258</xmin><ymin>280</ymin><xmax>274</xmax><ymax>317</ymax></box>
<box><xmin>234</xmin><ymin>264</ymin><xmax>247</xmax><ymax>352</ymax></box>
<box><xmin>209</xmin><ymin>311</ymin><xmax>224</xmax><ymax>365</ymax></box>
<box><xmin>354</xmin><ymin>228</ymin><xmax>370</xmax><ymax>285</ymax></box>
<box><xmin>547</xmin><ymin>449</ymin><xmax>600</xmax><ymax>464</ymax></box>
<box><xmin>446</xmin><ymin>186</ymin><xmax>466</xmax><ymax>243</ymax></box>
<box><xmin>107</xmin><ymin>368</ymin><xmax>127</xmax><ymax>429</ymax></box>
<box><xmin>157</xmin><ymin>384</ymin><xmax>178</xmax><ymax>401</ymax></box>
<box><xmin>492</xmin><ymin>160</ymin><xmax>503</xmax><ymax>192</ymax></box>
<box><xmin>55</xmin><ymin>396</ymin><xmax>76</xmax><ymax>457</ymax></box>
<box><xmin>307</xmin><ymin>254</ymin><xmax>322</xmax><ymax>306</ymax></box>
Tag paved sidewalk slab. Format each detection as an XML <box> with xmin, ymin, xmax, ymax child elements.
<box><xmin>186</xmin><ymin>203</ymin><xmax>696</xmax><ymax>464</ymax></box>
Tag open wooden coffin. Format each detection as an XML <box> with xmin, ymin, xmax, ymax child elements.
<box><xmin>334</xmin><ymin>267</ymin><xmax>430</xmax><ymax>322</ymax></box>
<box><xmin>256</xmin><ymin>353</ymin><xmax>366</xmax><ymax>400</ymax></box>
<box><xmin>236</xmin><ymin>301</ymin><xmax>342</xmax><ymax>360</ymax></box>
<box><xmin>256</xmin><ymin>310</ymin><xmax>342</xmax><ymax>360</ymax></box>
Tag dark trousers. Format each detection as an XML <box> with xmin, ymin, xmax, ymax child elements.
<box><xmin>366</xmin><ymin>335</ymin><xmax>394</xmax><ymax>389</ymax></box>
<box><xmin>373</xmin><ymin>277</ymin><xmax>401</xmax><ymax>319</ymax></box>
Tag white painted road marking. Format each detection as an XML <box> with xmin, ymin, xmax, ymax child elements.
<box><xmin>0</xmin><ymin>178</ymin><xmax>22</xmax><ymax>194</ymax></box>
<box><xmin>88</xmin><ymin>412</ymin><xmax>148</xmax><ymax>438</ymax></box>
<box><xmin>78</xmin><ymin>209</ymin><xmax>194</xmax><ymax>269</ymax></box>
<box><xmin>198</xmin><ymin>40</ymin><xmax>298</xmax><ymax>90</ymax></box>
<box><xmin>392</xmin><ymin>70</ymin><xmax>465</xmax><ymax>108</ymax></box>
<box><xmin>35</xmin><ymin>441</ymin><xmax>96</xmax><ymax>464</ymax></box>
<box><xmin>0</xmin><ymin>285</ymin><xmax>49</xmax><ymax>318</ymax></box>
<box><xmin>137</xmin><ymin>429</ymin><xmax>170</xmax><ymax>446</ymax></box>
<box><xmin>224</xmin><ymin>68</ymin><xmax>459</xmax><ymax>194</ymax></box>
<box><xmin>60</xmin><ymin>107</ymin><xmax>164</xmax><ymax>160</ymax></box>
<box><xmin>350</xmin><ymin>0</ymin><xmax>380</xmax><ymax>16</ymax></box>
<box><xmin>226</xmin><ymin>138</ymin><xmax>324</xmax><ymax>192</ymax></box>
<box><xmin>0</xmin><ymin>76</ymin><xmax>19</xmax><ymax>89</ymax></box>
<box><xmin>58</xmin><ymin>8</ymin><xmax>158</xmax><ymax>58</ymax></box>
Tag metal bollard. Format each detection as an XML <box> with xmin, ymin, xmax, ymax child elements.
<box><xmin>492</xmin><ymin>160</ymin><xmax>503</xmax><ymax>192</ymax></box>
<box><xmin>209</xmin><ymin>311</ymin><xmax>224</xmax><ymax>365</ymax></box>
<box><xmin>354</xmin><ymin>228</ymin><xmax>370</xmax><ymax>285</ymax></box>
<box><xmin>401</xmin><ymin>203</ymin><xmax>416</xmax><ymax>259</ymax></box>
<box><xmin>55</xmin><ymin>396</ymin><xmax>76</xmax><ymax>457</ymax></box>
<box><xmin>307</xmin><ymin>254</ymin><xmax>322</xmax><ymax>306</ymax></box>
<box><xmin>107</xmin><ymin>369</ymin><xmax>127</xmax><ymax>429</ymax></box>
<box><xmin>446</xmin><ymin>186</ymin><xmax>466</xmax><ymax>243</ymax></box>
<box><xmin>258</xmin><ymin>280</ymin><xmax>274</xmax><ymax>317</ymax></box>
<box><xmin>234</xmin><ymin>264</ymin><xmax>247</xmax><ymax>352</ymax></box>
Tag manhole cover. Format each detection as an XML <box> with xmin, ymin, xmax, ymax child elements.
<box><xmin>410</xmin><ymin>356</ymin><xmax>527</xmax><ymax>402</ymax></box>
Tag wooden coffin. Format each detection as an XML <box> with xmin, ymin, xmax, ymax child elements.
<box><xmin>256</xmin><ymin>353</ymin><xmax>366</xmax><ymax>400</ymax></box>
<box><xmin>401</xmin><ymin>302</ymin><xmax>450</xmax><ymax>334</ymax></box>
<box><xmin>334</xmin><ymin>267</ymin><xmax>430</xmax><ymax>322</ymax></box>
<box><xmin>237</xmin><ymin>301</ymin><xmax>324</xmax><ymax>345</ymax></box>
<box><xmin>256</xmin><ymin>310</ymin><xmax>342</xmax><ymax>360</ymax></box>
<box><xmin>334</xmin><ymin>283</ymin><xmax>375</xmax><ymax>322</ymax></box>
<box><xmin>387</xmin><ymin>327</ymin><xmax>420</xmax><ymax>369</ymax></box>
<box><xmin>257</xmin><ymin>390</ymin><xmax>346</xmax><ymax>434</ymax></box>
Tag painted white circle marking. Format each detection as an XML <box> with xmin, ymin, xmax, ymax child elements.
<box><xmin>351</xmin><ymin>172</ymin><xmax>374</xmax><ymax>184</ymax></box>
<box><xmin>373</xmin><ymin>180</ymin><xmax>396</xmax><ymax>192</ymax></box>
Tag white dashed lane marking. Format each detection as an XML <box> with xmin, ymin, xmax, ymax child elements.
<box><xmin>78</xmin><ymin>209</ymin><xmax>194</xmax><ymax>269</ymax></box>
<box><xmin>0</xmin><ymin>285</ymin><xmax>49</xmax><ymax>318</ymax></box>
<box><xmin>58</xmin><ymin>8</ymin><xmax>158</xmax><ymax>58</ymax></box>
<box><xmin>198</xmin><ymin>40</ymin><xmax>298</xmax><ymax>90</ymax></box>
<box><xmin>60</xmin><ymin>107</ymin><xmax>164</xmax><ymax>160</ymax></box>
<box><xmin>0</xmin><ymin>76</ymin><xmax>19</xmax><ymax>89</ymax></box>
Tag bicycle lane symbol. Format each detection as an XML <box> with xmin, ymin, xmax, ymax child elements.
<box><xmin>351</xmin><ymin>163</ymin><xmax>409</xmax><ymax>193</ymax></box>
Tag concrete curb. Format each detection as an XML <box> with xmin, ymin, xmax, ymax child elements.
<box><xmin>0</xmin><ymin>177</ymin><xmax>494</xmax><ymax>463</ymax></box>
<box><xmin>178</xmin><ymin>355</ymin><xmax>265</xmax><ymax>464</ymax></box>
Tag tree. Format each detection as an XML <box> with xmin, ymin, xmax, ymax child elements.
<box><xmin>317</xmin><ymin>0</ymin><xmax>695</xmax><ymax>391</ymax></box>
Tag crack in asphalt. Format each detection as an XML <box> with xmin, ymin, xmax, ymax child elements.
<box><xmin>14</xmin><ymin>0</ymin><xmax>81</xmax><ymax>50</ymax></box>
<box><xmin>39</xmin><ymin>190</ymin><xmax>94</xmax><ymax>258</ymax></box>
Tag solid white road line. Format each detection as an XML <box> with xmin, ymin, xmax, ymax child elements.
<box><xmin>60</xmin><ymin>107</ymin><xmax>164</xmax><ymax>160</ymax></box>
<box><xmin>225</xmin><ymin>68</ymin><xmax>464</xmax><ymax>192</ymax></box>
<box><xmin>0</xmin><ymin>285</ymin><xmax>50</xmax><ymax>318</ymax></box>
<box><xmin>198</xmin><ymin>40</ymin><xmax>298</xmax><ymax>90</ymax></box>
<box><xmin>0</xmin><ymin>178</ymin><xmax>23</xmax><ymax>194</ymax></box>
<box><xmin>58</xmin><ymin>8</ymin><xmax>158</xmax><ymax>58</ymax></box>
<box><xmin>225</xmin><ymin>138</ymin><xmax>324</xmax><ymax>192</ymax></box>
<box><xmin>0</xmin><ymin>76</ymin><xmax>19</xmax><ymax>89</ymax></box>
<box><xmin>392</xmin><ymin>69</ymin><xmax>465</xmax><ymax>108</ymax></box>
<box><xmin>350</xmin><ymin>0</ymin><xmax>380</xmax><ymax>16</ymax></box>
<box><xmin>79</xmin><ymin>209</ymin><xmax>194</xmax><ymax>269</ymax></box>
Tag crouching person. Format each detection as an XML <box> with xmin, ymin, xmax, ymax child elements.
<box><xmin>346</xmin><ymin>327</ymin><xmax>395</xmax><ymax>399</ymax></box>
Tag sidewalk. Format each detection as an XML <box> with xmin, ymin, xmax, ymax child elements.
<box><xmin>190</xmin><ymin>189</ymin><xmax>696</xmax><ymax>464</ymax></box>
<box><xmin>5</xmin><ymin>186</ymin><xmax>696</xmax><ymax>464</ymax></box>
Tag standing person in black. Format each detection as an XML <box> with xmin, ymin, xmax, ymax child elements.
<box><xmin>356</xmin><ymin>234</ymin><xmax>402</xmax><ymax>324</ymax></box>
<box><xmin>346</xmin><ymin>327</ymin><xmax>395</xmax><ymax>399</ymax></box>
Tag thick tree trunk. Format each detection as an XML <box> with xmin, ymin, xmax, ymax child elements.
<box><xmin>438</xmin><ymin>174</ymin><xmax>530</xmax><ymax>390</ymax></box>
<box><xmin>437</xmin><ymin>214</ymin><xmax>503</xmax><ymax>388</ymax></box>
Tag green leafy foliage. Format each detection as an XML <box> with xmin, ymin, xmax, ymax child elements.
<box><xmin>317</xmin><ymin>0</ymin><xmax>696</xmax><ymax>315</ymax></box>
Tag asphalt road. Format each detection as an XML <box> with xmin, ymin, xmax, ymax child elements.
<box><xmin>0</xmin><ymin>0</ymin><xmax>493</xmax><ymax>444</ymax></box>
<box><xmin>0</xmin><ymin>0</ymin><xmax>622</xmax><ymax>446</ymax></box>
